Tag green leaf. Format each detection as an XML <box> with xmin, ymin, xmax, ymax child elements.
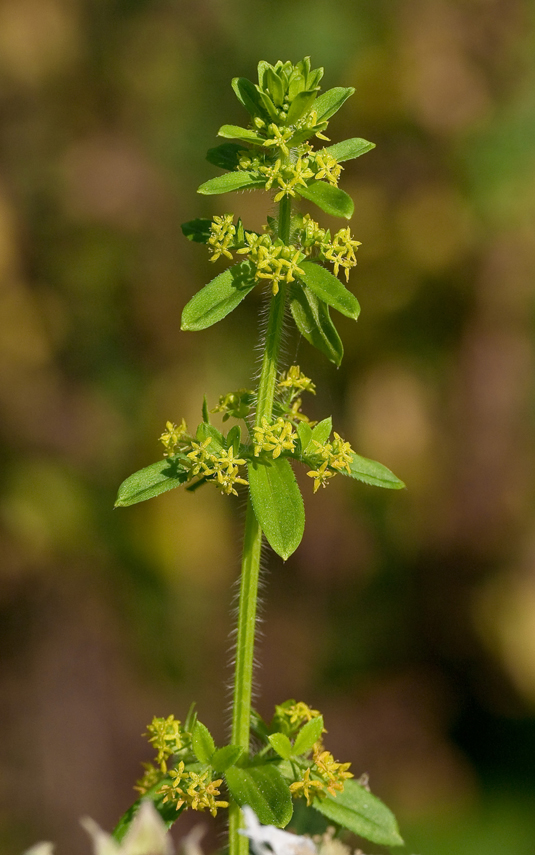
<box><xmin>293</xmin><ymin>716</ymin><xmax>324</xmax><ymax>756</ymax></box>
<box><xmin>298</xmin><ymin>262</ymin><xmax>360</xmax><ymax>320</ymax></box>
<box><xmin>347</xmin><ymin>452</ymin><xmax>405</xmax><ymax>490</ymax></box>
<box><xmin>115</xmin><ymin>459</ymin><xmax>189</xmax><ymax>507</ymax></box>
<box><xmin>206</xmin><ymin>142</ymin><xmax>244</xmax><ymax>170</ymax></box>
<box><xmin>196</xmin><ymin>422</ymin><xmax>225</xmax><ymax>452</ymax></box>
<box><xmin>296</xmin><ymin>421</ymin><xmax>313</xmax><ymax>453</ymax></box>
<box><xmin>225</xmin><ymin>765</ymin><xmax>293</xmax><ymax>828</ymax></box>
<box><xmin>232</xmin><ymin>76</ymin><xmax>266</xmax><ymax>118</ymax></box>
<box><xmin>181</xmin><ymin>261</ymin><xmax>256</xmax><ymax>331</ymax></box>
<box><xmin>289</xmin><ymin>286</ymin><xmax>344</xmax><ymax>366</ymax></box>
<box><xmin>314</xmin><ymin>87</ymin><xmax>355</xmax><ymax>122</ymax></box>
<box><xmin>217</xmin><ymin>124</ymin><xmax>265</xmax><ymax>144</ymax></box>
<box><xmin>247</xmin><ymin>457</ymin><xmax>305</xmax><ymax>560</ymax></box>
<box><xmin>197</xmin><ymin>171</ymin><xmax>265</xmax><ymax>196</ymax></box>
<box><xmin>323</xmin><ymin>137</ymin><xmax>375</xmax><ymax>163</ymax></box>
<box><xmin>202</xmin><ymin>396</ymin><xmax>210</xmax><ymax>423</ymax></box>
<box><xmin>286</xmin><ymin>90</ymin><xmax>318</xmax><ymax>125</ymax></box>
<box><xmin>211</xmin><ymin>744</ymin><xmax>243</xmax><ymax>773</ymax></box>
<box><xmin>297</xmin><ymin>182</ymin><xmax>354</xmax><ymax>219</ymax></box>
<box><xmin>312</xmin><ymin>779</ymin><xmax>404</xmax><ymax>847</ymax></box>
<box><xmin>288</xmin><ymin>123</ymin><xmax>329</xmax><ymax>148</ymax></box>
<box><xmin>181</xmin><ymin>218</ymin><xmax>212</xmax><ymax>244</ymax></box>
<box><xmin>268</xmin><ymin>733</ymin><xmax>293</xmax><ymax>760</ymax></box>
<box><xmin>264</xmin><ymin>67</ymin><xmax>284</xmax><ymax>106</ymax></box>
<box><xmin>309</xmin><ymin>417</ymin><xmax>332</xmax><ymax>450</ymax></box>
<box><xmin>192</xmin><ymin>721</ymin><xmax>216</xmax><ymax>765</ymax></box>
<box><xmin>226</xmin><ymin>424</ymin><xmax>241</xmax><ymax>455</ymax></box>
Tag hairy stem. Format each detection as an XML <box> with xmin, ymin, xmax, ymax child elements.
<box><xmin>229</xmin><ymin>195</ymin><xmax>291</xmax><ymax>855</ymax></box>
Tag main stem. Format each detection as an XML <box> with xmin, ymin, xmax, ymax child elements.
<box><xmin>229</xmin><ymin>195</ymin><xmax>291</xmax><ymax>855</ymax></box>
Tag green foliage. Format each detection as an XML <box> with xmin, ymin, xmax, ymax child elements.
<box><xmin>298</xmin><ymin>261</ymin><xmax>360</xmax><ymax>319</ymax></box>
<box><xmin>247</xmin><ymin>456</ymin><xmax>305</xmax><ymax>560</ymax></box>
<box><xmin>115</xmin><ymin>459</ymin><xmax>189</xmax><ymax>507</ymax></box>
<box><xmin>225</xmin><ymin>765</ymin><xmax>293</xmax><ymax>828</ymax></box>
<box><xmin>180</xmin><ymin>262</ymin><xmax>256</xmax><ymax>331</ymax></box>
<box><xmin>297</xmin><ymin>182</ymin><xmax>354</xmax><ymax>219</ymax></box>
<box><xmin>312</xmin><ymin>779</ymin><xmax>404</xmax><ymax>847</ymax></box>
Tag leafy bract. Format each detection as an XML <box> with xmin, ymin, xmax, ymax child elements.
<box><xmin>181</xmin><ymin>261</ymin><xmax>256</xmax><ymax>331</ymax></box>
<box><xmin>314</xmin><ymin>87</ymin><xmax>355</xmax><ymax>122</ymax></box>
<box><xmin>286</xmin><ymin>89</ymin><xmax>318</xmax><ymax>125</ymax></box>
<box><xmin>298</xmin><ymin>261</ymin><xmax>360</xmax><ymax>320</ymax></box>
<box><xmin>115</xmin><ymin>459</ymin><xmax>189</xmax><ymax>507</ymax></box>
<box><xmin>218</xmin><ymin>124</ymin><xmax>265</xmax><ymax>144</ymax></box>
<box><xmin>309</xmin><ymin>418</ymin><xmax>332</xmax><ymax>450</ymax></box>
<box><xmin>181</xmin><ymin>218</ymin><xmax>212</xmax><ymax>244</ymax></box>
<box><xmin>347</xmin><ymin>452</ymin><xmax>405</xmax><ymax>489</ymax></box>
<box><xmin>297</xmin><ymin>182</ymin><xmax>354</xmax><ymax>219</ymax></box>
<box><xmin>289</xmin><ymin>286</ymin><xmax>344</xmax><ymax>366</ymax></box>
<box><xmin>312</xmin><ymin>779</ymin><xmax>404</xmax><ymax>847</ymax></box>
<box><xmin>293</xmin><ymin>715</ymin><xmax>324</xmax><ymax>755</ymax></box>
<box><xmin>268</xmin><ymin>733</ymin><xmax>293</xmax><ymax>760</ymax></box>
<box><xmin>197</xmin><ymin>171</ymin><xmax>265</xmax><ymax>196</ymax></box>
<box><xmin>323</xmin><ymin>137</ymin><xmax>375</xmax><ymax>163</ymax></box>
<box><xmin>247</xmin><ymin>457</ymin><xmax>305</xmax><ymax>560</ymax></box>
<box><xmin>225</xmin><ymin>765</ymin><xmax>293</xmax><ymax>828</ymax></box>
<box><xmin>191</xmin><ymin>721</ymin><xmax>216</xmax><ymax>765</ymax></box>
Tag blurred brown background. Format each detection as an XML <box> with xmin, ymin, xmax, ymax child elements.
<box><xmin>1</xmin><ymin>1</ymin><xmax>535</xmax><ymax>853</ymax></box>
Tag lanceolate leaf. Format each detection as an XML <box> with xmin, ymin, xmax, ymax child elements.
<box><xmin>347</xmin><ymin>452</ymin><xmax>405</xmax><ymax>489</ymax></box>
<box><xmin>231</xmin><ymin>76</ymin><xmax>266</xmax><ymax>118</ymax></box>
<box><xmin>297</xmin><ymin>182</ymin><xmax>354</xmax><ymax>219</ymax></box>
<box><xmin>298</xmin><ymin>261</ymin><xmax>360</xmax><ymax>320</ymax></box>
<box><xmin>293</xmin><ymin>716</ymin><xmax>324</xmax><ymax>755</ymax></box>
<box><xmin>309</xmin><ymin>417</ymin><xmax>332</xmax><ymax>450</ymax></box>
<box><xmin>206</xmin><ymin>142</ymin><xmax>243</xmax><ymax>170</ymax></box>
<box><xmin>197</xmin><ymin>171</ymin><xmax>265</xmax><ymax>196</ymax></box>
<box><xmin>286</xmin><ymin>89</ymin><xmax>318</xmax><ymax>125</ymax></box>
<box><xmin>218</xmin><ymin>124</ymin><xmax>265</xmax><ymax>144</ymax></box>
<box><xmin>115</xmin><ymin>459</ymin><xmax>189</xmax><ymax>507</ymax></box>
<box><xmin>225</xmin><ymin>765</ymin><xmax>293</xmax><ymax>828</ymax></box>
<box><xmin>247</xmin><ymin>457</ymin><xmax>305</xmax><ymax>560</ymax></box>
<box><xmin>181</xmin><ymin>261</ymin><xmax>256</xmax><ymax>331</ymax></box>
<box><xmin>196</xmin><ymin>422</ymin><xmax>225</xmax><ymax>451</ymax></box>
<box><xmin>289</xmin><ymin>285</ymin><xmax>344</xmax><ymax>366</ymax></box>
<box><xmin>268</xmin><ymin>732</ymin><xmax>293</xmax><ymax>760</ymax></box>
<box><xmin>312</xmin><ymin>779</ymin><xmax>404</xmax><ymax>847</ymax></box>
<box><xmin>323</xmin><ymin>137</ymin><xmax>375</xmax><ymax>163</ymax></box>
<box><xmin>314</xmin><ymin>87</ymin><xmax>355</xmax><ymax>122</ymax></box>
<box><xmin>191</xmin><ymin>721</ymin><xmax>216</xmax><ymax>765</ymax></box>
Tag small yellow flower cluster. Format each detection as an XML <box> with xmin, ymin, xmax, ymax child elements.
<box><xmin>300</xmin><ymin>214</ymin><xmax>330</xmax><ymax>255</ymax></box>
<box><xmin>259</xmin><ymin>156</ymin><xmax>314</xmax><ymax>202</ymax></box>
<box><xmin>278</xmin><ymin>365</ymin><xmax>316</xmax><ymax>397</ymax></box>
<box><xmin>262</xmin><ymin>123</ymin><xmax>294</xmax><ymax>156</ymax></box>
<box><xmin>239</xmin><ymin>233</ymin><xmax>305</xmax><ymax>295</ymax></box>
<box><xmin>313</xmin><ymin>150</ymin><xmax>342</xmax><ymax>185</ymax></box>
<box><xmin>187</xmin><ymin>441</ymin><xmax>248</xmax><ymax>496</ymax></box>
<box><xmin>208</xmin><ymin>214</ymin><xmax>236</xmax><ymax>261</ymax></box>
<box><xmin>289</xmin><ymin>743</ymin><xmax>353</xmax><ymax>806</ymax></box>
<box><xmin>275</xmin><ymin>701</ymin><xmax>321</xmax><ymax>729</ymax></box>
<box><xmin>159</xmin><ymin>420</ymin><xmax>189</xmax><ymax>456</ymax></box>
<box><xmin>253</xmin><ymin>417</ymin><xmax>296</xmax><ymax>459</ymax></box>
<box><xmin>158</xmin><ymin>761</ymin><xmax>229</xmax><ymax>817</ymax></box>
<box><xmin>307</xmin><ymin>433</ymin><xmax>354</xmax><ymax>493</ymax></box>
<box><xmin>134</xmin><ymin>761</ymin><xmax>161</xmax><ymax>795</ymax></box>
<box><xmin>323</xmin><ymin>227</ymin><xmax>362</xmax><ymax>282</ymax></box>
<box><xmin>145</xmin><ymin>715</ymin><xmax>185</xmax><ymax>772</ymax></box>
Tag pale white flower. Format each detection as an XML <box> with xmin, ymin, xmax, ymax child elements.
<box><xmin>23</xmin><ymin>845</ymin><xmax>55</xmax><ymax>855</ymax></box>
<box><xmin>81</xmin><ymin>800</ymin><xmax>173</xmax><ymax>855</ymax></box>
<box><xmin>239</xmin><ymin>806</ymin><xmax>316</xmax><ymax>855</ymax></box>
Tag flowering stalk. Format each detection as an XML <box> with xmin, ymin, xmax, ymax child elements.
<box><xmin>113</xmin><ymin>58</ymin><xmax>405</xmax><ymax>853</ymax></box>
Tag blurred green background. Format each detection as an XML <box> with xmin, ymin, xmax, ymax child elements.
<box><xmin>1</xmin><ymin>0</ymin><xmax>535</xmax><ymax>852</ymax></box>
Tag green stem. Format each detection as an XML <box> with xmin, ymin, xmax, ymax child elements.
<box><xmin>229</xmin><ymin>195</ymin><xmax>291</xmax><ymax>855</ymax></box>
